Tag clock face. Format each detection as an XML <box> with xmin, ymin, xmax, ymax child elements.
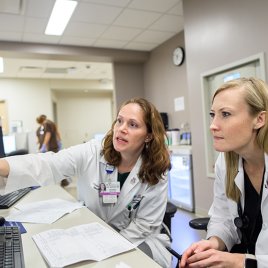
<box><xmin>173</xmin><ymin>47</ymin><xmax>184</xmax><ymax>66</ymax></box>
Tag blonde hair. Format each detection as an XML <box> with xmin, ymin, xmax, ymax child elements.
<box><xmin>102</xmin><ymin>97</ymin><xmax>171</xmax><ymax>185</ymax></box>
<box><xmin>212</xmin><ymin>77</ymin><xmax>268</xmax><ymax>201</ymax></box>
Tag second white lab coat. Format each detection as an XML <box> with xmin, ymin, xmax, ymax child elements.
<box><xmin>4</xmin><ymin>139</ymin><xmax>172</xmax><ymax>268</ymax></box>
<box><xmin>207</xmin><ymin>152</ymin><xmax>268</xmax><ymax>268</ymax></box>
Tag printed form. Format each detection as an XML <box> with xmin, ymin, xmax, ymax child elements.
<box><xmin>32</xmin><ymin>222</ymin><xmax>136</xmax><ymax>268</ymax></box>
<box><xmin>6</xmin><ymin>198</ymin><xmax>84</xmax><ymax>224</ymax></box>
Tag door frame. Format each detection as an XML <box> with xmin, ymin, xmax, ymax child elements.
<box><xmin>201</xmin><ymin>52</ymin><xmax>266</xmax><ymax>178</ymax></box>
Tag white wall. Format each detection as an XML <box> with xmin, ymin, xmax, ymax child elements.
<box><xmin>0</xmin><ymin>78</ymin><xmax>53</xmax><ymax>132</ymax></box>
<box><xmin>56</xmin><ymin>91</ymin><xmax>113</xmax><ymax>148</ymax></box>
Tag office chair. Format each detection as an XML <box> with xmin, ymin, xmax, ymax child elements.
<box><xmin>162</xmin><ymin>202</ymin><xmax>182</xmax><ymax>266</ymax></box>
<box><xmin>163</xmin><ymin>201</ymin><xmax>177</xmax><ymax>234</ymax></box>
<box><xmin>189</xmin><ymin>217</ymin><xmax>210</xmax><ymax>231</ymax></box>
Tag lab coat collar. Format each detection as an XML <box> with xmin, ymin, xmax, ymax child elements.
<box><xmin>117</xmin><ymin>156</ymin><xmax>142</xmax><ymax>197</ymax></box>
<box><xmin>235</xmin><ymin>153</ymin><xmax>268</xmax><ymax>208</ymax></box>
<box><xmin>234</xmin><ymin>156</ymin><xmax>244</xmax><ymax>195</ymax></box>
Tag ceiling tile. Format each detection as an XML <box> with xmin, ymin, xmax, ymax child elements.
<box><xmin>80</xmin><ymin>0</ymin><xmax>131</xmax><ymax>7</ymax></box>
<box><xmin>168</xmin><ymin>2</ymin><xmax>183</xmax><ymax>16</ymax></box>
<box><xmin>0</xmin><ymin>14</ymin><xmax>24</xmax><ymax>32</ymax></box>
<box><xmin>149</xmin><ymin>14</ymin><xmax>184</xmax><ymax>32</ymax></box>
<box><xmin>129</xmin><ymin>0</ymin><xmax>180</xmax><ymax>13</ymax></box>
<box><xmin>0</xmin><ymin>31</ymin><xmax>22</xmax><ymax>41</ymax></box>
<box><xmin>72</xmin><ymin>3</ymin><xmax>122</xmax><ymax>24</ymax></box>
<box><xmin>113</xmin><ymin>9</ymin><xmax>161</xmax><ymax>28</ymax></box>
<box><xmin>24</xmin><ymin>17</ymin><xmax>47</xmax><ymax>34</ymax></box>
<box><xmin>134</xmin><ymin>30</ymin><xmax>175</xmax><ymax>44</ymax></box>
<box><xmin>59</xmin><ymin>36</ymin><xmax>95</xmax><ymax>47</ymax></box>
<box><xmin>64</xmin><ymin>22</ymin><xmax>107</xmax><ymax>38</ymax></box>
<box><xmin>124</xmin><ymin>42</ymin><xmax>157</xmax><ymax>51</ymax></box>
<box><xmin>93</xmin><ymin>39</ymin><xmax>127</xmax><ymax>49</ymax></box>
<box><xmin>100</xmin><ymin>26</ymin><xmax>141</xmax><ymax>41</ymax></box>
<box><xmin>22</xmin><ymin>33</ymin><xmax>60</xmax><ymax>44</ymax></box>
<box><xmin>25</xmin><ymin>0</ymin><xmax>55</xmax><ymax>18</ymax></box>
<box><xmin>0</xmin><ymin>0</ymin><xmax>22</xmax><ymax>15</ymax></box>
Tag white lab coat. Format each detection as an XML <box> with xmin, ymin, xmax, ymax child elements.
<box><xmin>4</xmin><ymin>139</ymin><xmax>172</xmax><ymax>268</ymax></box>
<box><xmin>207</xmin><ymin>152</ymin><xmax>268</xmax><ymax>268</ymax></box>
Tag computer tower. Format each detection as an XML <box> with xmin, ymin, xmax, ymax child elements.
<box><xmin>160</xmin><ymin>112</ymin><xmax>169</xmax><ymax>130</ymax></box>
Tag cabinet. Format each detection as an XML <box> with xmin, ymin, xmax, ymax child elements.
<box><xmin>168</xmin><ymin>145</ymin><xmax>194</xmax><ymax>212</ymax></box>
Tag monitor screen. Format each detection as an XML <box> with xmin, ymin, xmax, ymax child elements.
<box><xmin>3</xmin><ymin>135</ymin><xmax>16</xmax><ymax>154</ymax></box>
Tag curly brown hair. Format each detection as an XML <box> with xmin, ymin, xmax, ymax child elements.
<box><xmin>102</xmin><ymin>97</ymin><xmax>171</xmax><ymax>185</ymax></box>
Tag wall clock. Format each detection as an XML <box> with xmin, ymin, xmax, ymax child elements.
<box><xmin>173</xmin><ymin>47</ymin><xmax>185</xmax><ymax>66</ymax></box>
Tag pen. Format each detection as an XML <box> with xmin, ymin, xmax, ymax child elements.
<box><xmin>166</xmin><ymin>246</ymin><xmax>182</xmax><ymax>260</ymax></box>
<box><xmin>133</xmin><ymin>196</ymin><xmax>144</xmax><ymax>209</ymax></box>
<box><xmin>127</xmin><ymin>204</ymin><xmax>132</xmax><ymax>218</ymax></box>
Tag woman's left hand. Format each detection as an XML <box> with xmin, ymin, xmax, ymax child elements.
<box><xmin>182</xmin><ymin>250</ymin><xmax>244</xmax><ymax>268</ymax></box>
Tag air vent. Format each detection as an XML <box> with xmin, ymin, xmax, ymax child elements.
<box><xmin>44</xmin><ymin>68</ymin><xmax>68</xmax><ymax>74</ymax></box>
<box><xmin>20</xmin><ymin>66</ymin><xmax>43</xmax><ymax>73</ymax></box>
<box><xmin>0</xmin><ymin>0</ymin><xmax>24</xmax><ymax>15</ymax></box>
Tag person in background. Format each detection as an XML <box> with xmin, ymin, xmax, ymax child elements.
<box><xmin>0</xmin><ymin>98</ymin><xmax>172</xmax><ymax>267</ymax></box>
<box><xmin>36</xmin><ymin>114</ymin><xmax>69</xmax><ymax>187</ymax></box>
<box><xmin>179</xmin><ymin>77</ymin><xmax>268</xmax><ymax>268</ymax></box>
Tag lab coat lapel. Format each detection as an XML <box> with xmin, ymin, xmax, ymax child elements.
<box><xmin>234</xmin><ymin>157</ymin><xmax>245</xmax><ymax>207</ymax></box>
<box><xmin>118</xmin><ymin>157</ymin><xmax>141</xmax><ymax>198</ymax></box>
<box><xmin>107</xmin><ymin>157</ymin><xmax>141</xmax><ymax>220</ymax></box>
<box><xmin>262</xmin><ymin>154</ymin><xmax>268</xmax><ymax>204</ymax></box>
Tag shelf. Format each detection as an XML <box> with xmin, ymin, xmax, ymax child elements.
<box><xmin>168</xmin><ymin>145</ymin><xmax>192</xmax><ymax>154</ymax></box>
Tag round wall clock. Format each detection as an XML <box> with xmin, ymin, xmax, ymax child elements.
<box><xmin>173</xmin><ymin>47</ymin><xmax>185</xmax><ymax>66</ymax></box>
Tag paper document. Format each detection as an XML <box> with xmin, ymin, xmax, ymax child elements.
<box><xmin>32</xmin><ymin>222</ymin><xmax>136</xmax><ymax>268</ymax></box>
<box><xmin>6</xmin><ymin>198</ymin><xmax>84</xmax><ymax>224</ymax></box>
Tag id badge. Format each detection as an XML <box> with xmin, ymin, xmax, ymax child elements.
<box><xmin>103</xmin><ymin>195</ymin><xmax>117</xmax><ymax>203</ymax></box>
<box><xmin>100</xmin><ymin>181</ymin><xmax>120</xmax><ymax>204</ymax></box>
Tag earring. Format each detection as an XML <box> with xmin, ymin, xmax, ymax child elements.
<box><xmin>145</xmin><ymin>143</ymin><xmax>149</xmax><ymax>149</ymax></box>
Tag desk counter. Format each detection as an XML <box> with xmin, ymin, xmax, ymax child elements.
<box><xmin>2</xmin><ymin>185</ymin><xmax>161</xmax><ymax>268</ymax></box>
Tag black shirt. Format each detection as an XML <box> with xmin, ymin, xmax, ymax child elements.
<box><xmin>117</xmin><ymin>172</ymin><xmax>130</xmax><ymax>189</ymax></box>
<box><xmin>242</xmin><ymin>171</ymin><xmax>263</xmax><ymax>254</ymax></box>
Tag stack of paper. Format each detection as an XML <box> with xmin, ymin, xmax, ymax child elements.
<box><xmin>6</xmin><ymin>198</ymin><xmax>84</xmax><ymax>224</ymax></box>
<box><xmin>32</xmin><ymin>222</ymin><xmax>136</xmax><ymax>268</ymax></box>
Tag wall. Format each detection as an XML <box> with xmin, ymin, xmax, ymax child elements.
<box><xmin>183</xmin><ymin>0</ymin><xmax>268</xmax><ymax>214</ymax></box>
<box><xmin>144</xmin><ymin>32</ymin><xmax>189</xmax><ymax>130</ymax></box>
<box><xmin>56</xmin><ymin>91</ymin><xmax>113</xmax><ymax>148</ymax></box>
<box><xmin>0</xmin><ymin>78</ymin><xmax>52</xmax><ymax>132</ymax></box>
<box><xmin>113</xmin><ymin>62</ymin><xmax>144</xmax><ymax>108</ymax></box>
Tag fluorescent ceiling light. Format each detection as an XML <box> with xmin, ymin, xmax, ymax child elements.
<box><xmin>0</xmin><ymin>57</ymin><xmax>3</xmax><ymax>73</ymax></box>
<box><xmin>45</xmin><ymin>0</ymin><xmax>77</xmax><ymax>36</ymax></box>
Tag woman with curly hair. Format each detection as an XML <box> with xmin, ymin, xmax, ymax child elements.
<box><xmin>0</xmin><ymin>97</ymin><xmax>172</xmax><ymax>267</ymax></box>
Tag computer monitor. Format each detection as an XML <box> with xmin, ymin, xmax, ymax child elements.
<box><xmin>3</xmin><ymin>135</ymin><xmax>16</xmax><ymax>154</ymax></box>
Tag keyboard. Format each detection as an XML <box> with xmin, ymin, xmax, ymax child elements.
<box><xmin>0</xmin><ymin>188</ymin><xmax>31</xmax><ymax>209</ymax></box>
<box><xmin>0</xmin><ymin>226</ymin><xmax>25</xmax><ymax>268</ymax></box>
